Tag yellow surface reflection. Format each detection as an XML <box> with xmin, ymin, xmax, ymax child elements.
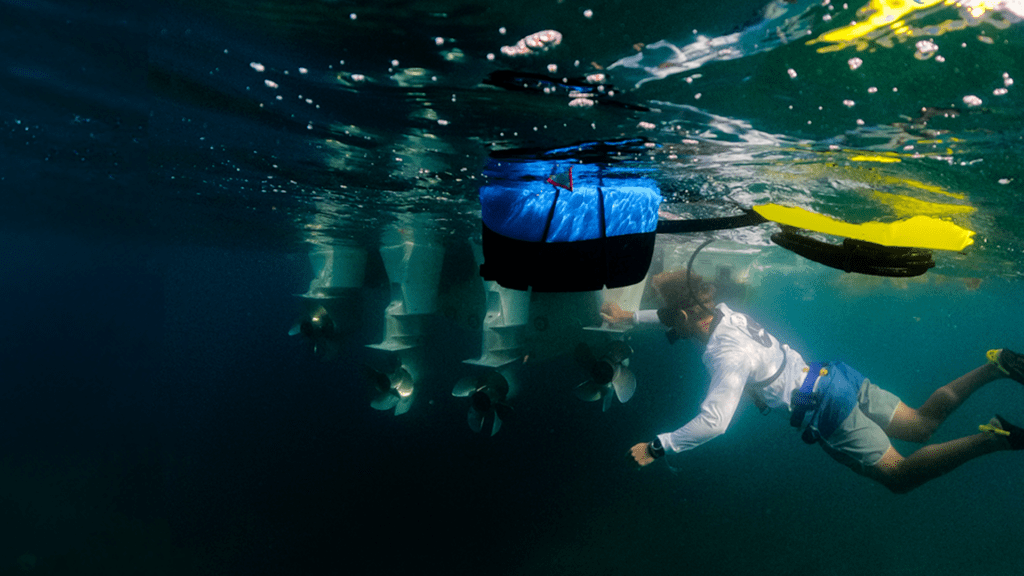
<box><xmin>808</xmin><ymin>0</ymin><xmax>1017</xmax><ymax>53</ymax></box>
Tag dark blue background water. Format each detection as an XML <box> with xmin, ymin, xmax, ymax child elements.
<box><xmin>2</xmin><ymin>0</ymin><xmax>1024</xmax><ymax>574</ymax></box>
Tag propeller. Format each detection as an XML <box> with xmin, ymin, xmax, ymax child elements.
<box><xmin>366</xmin><ymin>365</ymin><xmax>416</xmax><ymax>415</ymax></box>
<box><xmin>289</xmin><ymin>304</ymin><xmax>342</xmax><ymax>360</ymax></box>
<box><xmin>572</xmin><ymin>340</ymin><xmax>636</xmax><ymax>412</ymax></box>
<box><xmin>453</xmin><ymin>371</ymin><xmax>514</xmax><ymax>436</ymax></box>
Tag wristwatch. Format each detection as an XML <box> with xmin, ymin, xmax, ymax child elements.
<box><xmin>648</xmin><ymin>437</ymin><xmax>665</xmax><ymax>459</ymax></box>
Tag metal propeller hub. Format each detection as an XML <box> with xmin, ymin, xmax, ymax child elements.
<box><xmin>590</xmin><ymin>361</ymin><xmax>615</xmax><ymax>385</ymax></box>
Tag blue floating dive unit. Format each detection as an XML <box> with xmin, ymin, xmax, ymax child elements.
<box><xmin>791</xmin><ymin>362</ymin><xmax>826</xmax><ymax>442</ymax></box>
<box><xmin>479</xmin><ymin>152</ymin><xmax>662</xmax><ymax>292</ymax></box>
<box><xmin>791</xmin><ymin>361</ymin><xmax>865</xmax><ymax>444</ymax></box>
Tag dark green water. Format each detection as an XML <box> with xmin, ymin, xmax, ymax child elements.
<box><xmin>1</xmin><ymin>0</ymin><xmax>1023</xmax><ymax>574</ymax></box>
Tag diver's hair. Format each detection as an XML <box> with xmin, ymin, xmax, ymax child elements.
<box><xmin>653</xmin><ymin>270</ymin><xmax>715</xmax><ymax>311</ymax></box>
<box><xmin>653</xmin><ymin>270</ymin><xmax>716</xmax><ymax>336</ymax></box>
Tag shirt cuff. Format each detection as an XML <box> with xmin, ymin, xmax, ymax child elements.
<box><xmin>656</xmin><ymin>432</ymin><xmax>675</xmax><ymax>453</ymax></box>
<box><xmin>633</xmin><ymin>309</ymin><xmax>661</xmax><ymax>325</ymax></box>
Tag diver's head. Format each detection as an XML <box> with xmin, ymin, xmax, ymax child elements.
<box><xmin>653</xmin><ymin>270</ymin><xmax>716</xmax><ymax>343</ymax></box>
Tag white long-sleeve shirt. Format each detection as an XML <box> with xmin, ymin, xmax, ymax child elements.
<box><xmin>657</xmin><ymin>303</ymin><xmax>810</xmax><ymax>454</ymax></box>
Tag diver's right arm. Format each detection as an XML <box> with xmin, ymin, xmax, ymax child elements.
<box><xmin>631</xmin><ymin>351</ymin><xmax>751</xmax><ymax>466</ymax></box>
<box><xmin>629</xmin><ymin>438</ymin><xmax>664</xmax><ymax>467</ymax></box>
<box><xmin>600</xmin><ymin>302</ymin><xmax>661</xmax><ymax>326</ymax></box>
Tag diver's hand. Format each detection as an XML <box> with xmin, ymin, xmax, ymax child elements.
<box><xmin>601</xmin><ymin>302</ymin><xmax>633</xmax><ymax>325</ymax></box>
<box><xmin>629</xmin><ymin>442</ymin><xmax>656</xmax><ymax>467</ymax></box>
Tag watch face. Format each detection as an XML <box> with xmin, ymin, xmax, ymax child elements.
<box><xmin>650</xmin><ymin>439</ymin><xmax>664</xmax><ymax>458</ymax></box>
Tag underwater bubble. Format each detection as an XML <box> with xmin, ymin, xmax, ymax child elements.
<box><xmin>787</xmin><ymin>68</ymin><xmax>798</xmax><ymax>79</ymax></box>
<box><xmin>584</xmin><ymin>9</ymin><xmax>593</xmax><ymax>18</ymax></box>
<box><xmin>994</xmin><ymin>88</ymin><xmax>1008</xmax><ymax>96</ymax></box>
<box><xmin>848</xmin><ymin>57</ymin><xmax>863</xmax><ymax>70</ymax></box>
<box><xmin>500</xmin><ymin>30</ymin><xmax>562</xmax><ymax>57</ymax></box>
<box><xmin>963</xmin><ymin>94</ymin><xmax>983</xmax><ymax>106</ymax></box>
<box><xmin>443</xmin><ymin>49</ymin><xmax>465</xmax><ymax>62</ymax></box>
<box><xmin>250</xmin><ymin>62</ymin><xmax>265</xmax><ymax>72</ymax></box>
<box><xmin>264</xmin><ymin>79</ymin><xmax>278</xmax><ymax>88</ymax></box>
<box><xmin>914</xmin><ymin>39</ymin><xmax>938</xmax><ymax>60</ymax></box>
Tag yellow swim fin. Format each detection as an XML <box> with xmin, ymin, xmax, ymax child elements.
<box><xmin>752</xmin><ymin>204</ymin><xmax>975</xmax><ymax>252</ymax></box>
<box><xmin>979</xmin><ymin>423</ymin><xmax>1011</xmax><ymax>437</ymax></box>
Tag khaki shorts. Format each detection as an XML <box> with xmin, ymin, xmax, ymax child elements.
<box><xmin>816</xmin><ymin>379</ymin><xmax>901</xmax><ymax>471</ymax></box>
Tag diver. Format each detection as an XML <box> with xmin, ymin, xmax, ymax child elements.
<box><xmin>602</xmin><ymin>271</ymin><xmax>1024</xmax><ymax>494</ymax></box>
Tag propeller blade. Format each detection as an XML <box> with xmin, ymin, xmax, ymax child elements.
<box><xmin>452</xmin><ymin>377</ymin><xmax>479</xmax><ymax>398</ymax></box>
<box><xmin>494</xmin><ymin>402</ymin><xmax>514</xmax><ymax>423</ymax></box>
<box><xmin>288</xmin><ymin>323</ymin><xmax>302</xmax><ymax>337</ymax></box>
<box><xmin>370</xmin><ymin>390</ymin><xmax>400</xmax><ymax>411</ymax></box>
<box><xmin>481</xmin><ymin>371</ymin><xmax>510</xmax><ymax>401</ymax></box>
<box><xmin>467</xmin><ymin>406</ymin><xmax>485</xmax><ymax>433</ymax></box>
<box><xmin>471</xmin><ymin>390</ymin><xmax>493</xmax><ymax>414</ymax></box>
<box><xmin>392</xmin><ymin>367</ymin><xmax>414</xmax><ymax>398</ymax></box>
<box><xmin>611</xmin><ymin>365</ymin><xmax>637</xmax><ymax>404</ymax></box>
<box><xmin>573</xmin><ymin>380</ymin><xmax>605</xmax><ymax>402</ymax></box>
<box><xmin>365</xmin><ymin>366</ymin><xmax>393</xmax><ymax>396</ymax></box>
<box><xmin>394</xmin><ymin>393</ymin><xmax>414</xmax><ymax>416</ymax></box>
<box><xmin>491</xmin><ymin>412</ymin><xmax>502</xmax><ymax>436</ymax></box>
<box><xmin>601</xmin><ymin>391</ymin><xmax>614</xmax><ymax>412</ymax></box>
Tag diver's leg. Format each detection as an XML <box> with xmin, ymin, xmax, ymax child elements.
<box><xmin>866</xmin><ymin>430</ymin><xmax>1008</xmax><ymax>494</ymax></box>
<box><xmin>820</xmin><ymin>403</ymin><xmax>1010</xmax><ymax>494</ymax></box>
<box><xmin>885</xmin><ymin>363</ymin><xmax>1003</xmax><ymax>443</ymax></box>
